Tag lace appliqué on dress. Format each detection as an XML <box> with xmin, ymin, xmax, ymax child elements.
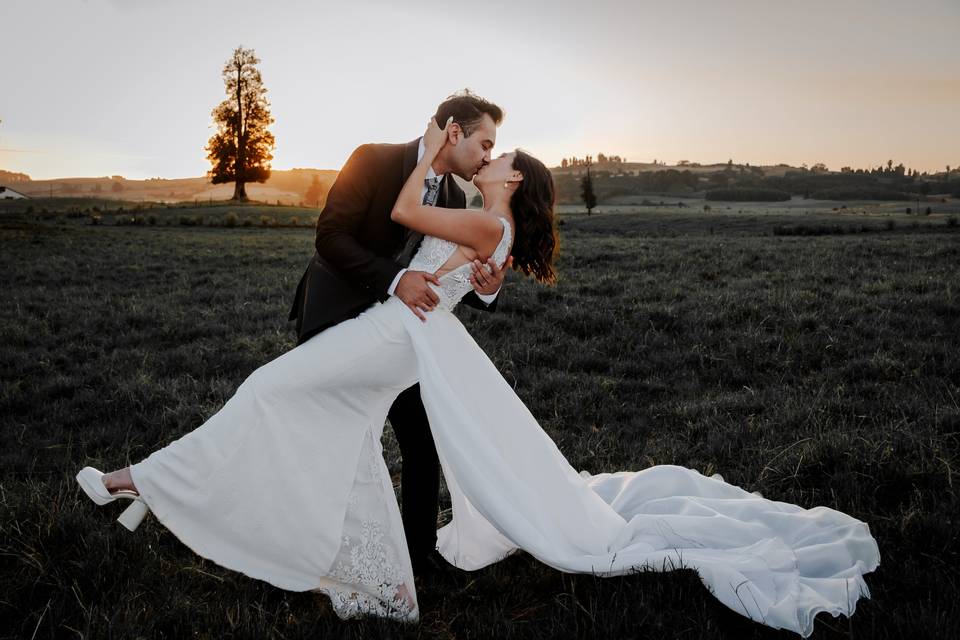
<box><xmin>430</xmin><ymin>218</ymin><xmax>513</xmax><ymax>311</ymax></box>
<box><xmin>314</xmin><ymin>428</ymin><xmax>418</xmax><ymax>622</ymax></box>
<box><xmin>406</xmin><ymin>214</ymin><xmax>513</xmax><ymax>312</ymax></box>
<box><xmin>407</xmin><ymin>235</ymin><xmax>458</xmax><ymax>274</ymax></box>
<box><xmin>312</xmin><ymin>217</ymin><xmax>511</xmax><ymax>619</ymax></box>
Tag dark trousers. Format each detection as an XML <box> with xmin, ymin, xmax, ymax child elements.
<box><xmin>387</xmin><ymin>383</ymin><xmax>440</xmax><ymax>571</ymax></box>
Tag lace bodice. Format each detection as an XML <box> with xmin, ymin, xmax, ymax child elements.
<box><xmin>406</xmin><ymin>216</ymin><xmax>512</xmax><ymax>312</ymax></box>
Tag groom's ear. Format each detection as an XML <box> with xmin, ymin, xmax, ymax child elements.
<box><xmin>447</xmin><ymin>122</ymin><xmax>463</xmax><ymax>145</ymax></box>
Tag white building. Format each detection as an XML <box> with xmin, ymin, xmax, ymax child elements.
<box><xmin>0</xmin><ymin>186</ymin><xmax>29</xmax><ymax>199</ymax></box>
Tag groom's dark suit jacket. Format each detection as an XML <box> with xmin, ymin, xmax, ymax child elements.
<box><xmin>288</xmin><ymin>138</ymin><xmax>497</xmax><ymax>345</ymax></box>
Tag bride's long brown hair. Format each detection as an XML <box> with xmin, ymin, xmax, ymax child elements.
<box><xmin>508</xmin><ymin>150</ymin><xmax>559</xmax><ymax>285</ymax></box>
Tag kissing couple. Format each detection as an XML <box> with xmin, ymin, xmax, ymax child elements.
<box><xmin>77</xmin><ymin>90</ymin><xmax>879</xmax><ymax>636</ymax></box>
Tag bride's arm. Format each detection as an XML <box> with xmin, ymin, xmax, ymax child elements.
<box><xmin>391</xmin><ymin>118</ymin><xmax>503</xmax><ymax>258</ymax></box>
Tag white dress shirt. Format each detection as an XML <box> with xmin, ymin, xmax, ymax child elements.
<box><xmin>387</xmin><ymin>138</ymin><xmax>500</xmax><ymax>304</ymax></box>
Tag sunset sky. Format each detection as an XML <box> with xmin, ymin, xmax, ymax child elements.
<box><xmin>1</xmin><ymin>0</ymin><xmax>958</xmax><ymax>180</ymax></box>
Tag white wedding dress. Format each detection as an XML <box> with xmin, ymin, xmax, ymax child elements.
<box><xmin>128</xmin><ymin>216</ymin><xmax>880</xmax><ymax>636</ymax></box>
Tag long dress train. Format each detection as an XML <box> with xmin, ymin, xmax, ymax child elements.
<box><xmin>128</xmin><ymin>216</ymin><xmax>879</xmax><ymax>636</ymax></box>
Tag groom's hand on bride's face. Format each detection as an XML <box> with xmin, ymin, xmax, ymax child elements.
<box><xmin>470</xmin><ymin>255</ymin><xmax>511</xmax><ymax>295</ymax></box>
<box><xmin>395</xmin><ymin>270</ymin><xmax>441</xmax><ymax>321</ymax></box>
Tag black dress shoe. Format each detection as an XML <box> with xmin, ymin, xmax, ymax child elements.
<box><xmin>412</xmin><ymin>549</ymin><xmax>452</xmax><ymax>580</ymax></box>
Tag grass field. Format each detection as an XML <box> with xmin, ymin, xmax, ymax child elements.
<box><xmin>0</xmin><ymin>197</ymin><xmax>323</xmax><ymax>229</ymax></box>
<box><xmin>1</xmin><ymin>201</ymin><xmax>958</xmax><ymax>638</ymax></box>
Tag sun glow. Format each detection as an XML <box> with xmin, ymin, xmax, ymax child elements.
<box><xmin>1</xmin><ymin>0</ymin><xmax>957</xmax><ymax>180</ymax></box>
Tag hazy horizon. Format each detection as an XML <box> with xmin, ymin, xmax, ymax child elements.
<box><xmin>1</xmin><ymin>0</ymin><xmax>958</xmax><ymax>181</ymax></box>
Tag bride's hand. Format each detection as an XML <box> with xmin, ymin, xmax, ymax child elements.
<box><xmin>423</xmin><ymin>116</ymin><xmax>452</xmax><ymax>155</ymax></box>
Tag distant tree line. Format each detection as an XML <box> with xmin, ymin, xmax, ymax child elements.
<box><xmin>761</xmin><ymin>165</ymin><xmax>953</xmax><ymax>200</ymax></box>
<box><xmin>555</xmin><ymin>168</ymin><xmax>700</xmax><ymax>203</ymax></box>
<box><xmin>551</xmin><ymin>158</ymin><xmax>960</xmax><ymax>204</ymax></box>
<box><xmin>561</xmin><ymin>153</ymin><xmax>627</xmax><ymax>168</ymax></box>
<box><xmin>0</xmin><ymin>169</ymin><xmax>30</xmax><ymax>183</ymax></box>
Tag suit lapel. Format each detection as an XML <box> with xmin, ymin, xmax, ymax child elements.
<box><xmin>401</xmin><ymin>138</ymin><xmax>419</xmax><ymax>183</ymax></box>
<box><xmin>437</xmin><ymin>174</ymin><xmax>450</xmax><ymax>207</ymax></box>
<box><xmin>440</xmin><ymin>173</ymin><xmax>466</xmax><ymax>209</ymax></box>
<box><xmin>395</xmin><ymin>139</ymin><xmax>424</xmax><ymax>264</ymax></box>
<box><xmin>401</xmin><ymin>137</ymin><xmax>455</xmax><ymax>207</ymax></box>
<box><xmin>394</xmin><ymin>137</ymin><xmax>463</xmax><ymax>262</ymax></box>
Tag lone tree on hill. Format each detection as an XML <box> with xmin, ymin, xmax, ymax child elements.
<box><xmin>206</xmin><ymin>46</ymin><xmax>275</xmax><ymax>202</ymax></box>
<box><xmin>581</xmin><ymin>161</ymin><xmax>597</xmax><ymax>215</ymax></box>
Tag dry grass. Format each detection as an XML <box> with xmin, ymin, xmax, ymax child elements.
<box><xmin>1</xmin><ymin>205</ymin><xmax>958</xmax><ymax>638</ymax></box>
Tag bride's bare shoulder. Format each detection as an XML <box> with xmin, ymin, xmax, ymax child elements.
<box><xmin>484</xmin><ymin>210</ymin><xmax>514</xmax><ymax>235</ymax></box>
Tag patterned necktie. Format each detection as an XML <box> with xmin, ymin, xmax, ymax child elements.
<box><xmin>395</xmin><ymin>176</ymin><xmax>441</xmax><ymax>265</ymax></box>
<box><xmin>422</xmin><ymin>176</ymin><xmax>441</xmax><ymax>206</ymax></box>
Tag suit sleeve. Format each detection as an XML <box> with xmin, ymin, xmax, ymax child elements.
<box><xmin>461</xmin><ymin>289</ymin><xmax>499</xmax><ymax>313</ymax></box>
<box><xmin>314</xmin><ymin>145</ymin><xmax>404</xmax><ymax>296</ymax></box>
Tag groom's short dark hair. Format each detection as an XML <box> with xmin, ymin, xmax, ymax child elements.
<box><xmin>434</xmin><ymin>89</ymin><xmax>504</xmax><ymax>138</ymax></box>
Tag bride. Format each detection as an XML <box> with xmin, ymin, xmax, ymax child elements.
<box><xmin>77</xmin><ymin>118</ymin><xmax>880</xmax><ymax>637</ymax></box>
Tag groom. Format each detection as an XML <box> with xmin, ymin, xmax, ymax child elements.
<box><xmin>288</xmin><ymin>90</ymin><xmax>508</xmax><ymax>577</ymax></box>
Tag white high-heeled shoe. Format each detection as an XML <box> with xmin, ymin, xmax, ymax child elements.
<box><xmin>76</xmin><ymin>466</ymin><xmax>150</xmax><ymax>531</ymax></box>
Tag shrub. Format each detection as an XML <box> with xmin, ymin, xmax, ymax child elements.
<box><xmin>179</xmin><ymin>215</ymin><xmax>192</xmax><ymax>226</ymax></box>
<box><xmin>148</xmin><ymin>215</ymin><xmax>158</xmax><ymax>226</ymax></box>
<box><xmin>948</xmin><ymin>216</ymin><xmax>958</xmax><ymax>227</ymax></box>
<box><xmin>812</xmin><ymin>187</ymin><xmax>911</xmax><ymax>201</ymax></box>
<box><xmin>885</xmin><ymin>219</ymin><xmax>896</xmax><ymax>230</ymax></box>
<box><xmin>772</xmin><ymin>223</ymin><xmax>857</xmax><ymax>236</ymax></box>
<box><xmin>925</xmin><ymin>207</ymin><xmax>932</xmax><ymax>215</ymax></box>
<box><xmin>290</xmin><ymin>216</ymin><xmax>299</xmax><ymax>227</ymax></box>
<box><xmin>705</xmin><ymin>188</ymin><xmax>791</xmax><ymax>202</ymax></box>
<box><xmin>224</xmin><ymin>212</ymin><xmax>238</xmax><ymax>227</ymax></box>
<box><xmin>242</xmin><ymin>218</ymin><xmax>253</xmax><ymax>227</ymax></box>
<box><xmin>260</xmin><ymin>215</ymin><xmax>272</xmax><ymax>227</ymax></box>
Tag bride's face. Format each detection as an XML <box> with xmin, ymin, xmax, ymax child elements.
<box><xmin>474</xmin><ymin>151</ymin><xmax>521</xmax><ymax>189</ymax></box>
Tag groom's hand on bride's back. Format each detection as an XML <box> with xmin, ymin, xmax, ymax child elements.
<box><xmin>395</xmin><ymin>270</ymin><xmax>442</xmax><ymax>321</ymax></box>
